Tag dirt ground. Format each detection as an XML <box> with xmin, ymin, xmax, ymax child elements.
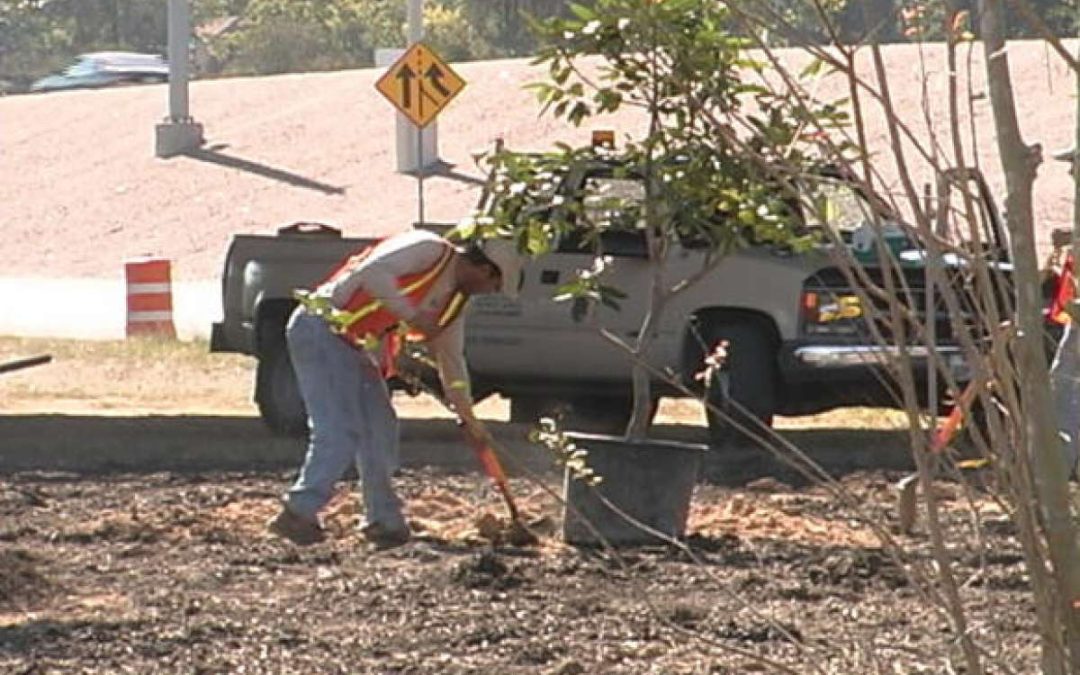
<box><xmin>0</xmin><ymin>337</ymin><xmax>1051</xmax><ymax>673</ymax></box>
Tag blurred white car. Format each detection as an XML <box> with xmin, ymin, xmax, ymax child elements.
<box><xmin>31</xmin><ymin>52</ymin><xmax>168</xmax><ymax>93</ymax></box>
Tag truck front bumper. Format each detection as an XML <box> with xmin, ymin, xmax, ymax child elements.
<box><xmin>792</xmin><ymin>344</ymin><xmax>968</xmax><ymax>379</ymax></box>
<box><xmin>775</xmin><ymin>342</ymin><xmax>972</xmax><ymax>415</ymax></box>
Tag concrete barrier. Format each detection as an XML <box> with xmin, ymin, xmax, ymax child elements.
<box><xmin>0</xmin><ymin>277</ymin><xmax>219</xmax><ymax>341</ymax></box>
<box><xmin>124</xmin><ymin>258</ymin><xmax>176</xmax><ymax>338</ymax></box>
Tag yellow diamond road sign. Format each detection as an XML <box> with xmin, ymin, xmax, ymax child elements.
<box><xmin>375</xmin><ymin>43</ymin><xmax>465</xmax><ymax>129</ymax></box>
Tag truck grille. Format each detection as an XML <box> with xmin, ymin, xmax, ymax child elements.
<box><xmin>804</xmin><ymin>264</ymin><xmax>1014</xmax><ymax>347</ymax></box>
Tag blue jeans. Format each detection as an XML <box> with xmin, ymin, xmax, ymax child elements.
<box><xmin>283</xmin><ymin>308</ymin><xmax>405</xmax><ymax>530</ymax></box>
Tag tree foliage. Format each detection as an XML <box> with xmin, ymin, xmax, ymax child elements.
<box><xmin>466</xmin><ymin>0</ymin><xmax>842</xmax><ymax>438</ymax></box>
<box><xmin>0</xmin><ymin>0</ymin><xmax>168</xmax><ymax>89</ymax></box>
<box><xmin>5</xmin><ymin>0</ymin><xmax>1079</xmax><ymax>93</ymax></box>
<box><xmin>0</xmin><ymin>0</ymin><xmax>572</xmax><ymax>89</ymax></box>
<box><xmin>481</xmin><ymin>0</ymin><xmax>845</xmax><ymax>272</ymax></box>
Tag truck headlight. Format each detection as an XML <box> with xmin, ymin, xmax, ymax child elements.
<box><xmin>801</xmin><ymin>290</ymin><xmax>864</xmax><ymax>335</ymax></box>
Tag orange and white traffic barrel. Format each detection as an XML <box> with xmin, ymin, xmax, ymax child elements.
<box><xmin>124</xmin><ymin>257</ymin><xmax>176</xmax><ymax>338</ymax></box>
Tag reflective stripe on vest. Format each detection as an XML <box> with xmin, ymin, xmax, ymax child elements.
<box><xmin>334</xmin><ymin>245</ymin><xmax>455</xmax><ymax>329</ymax></box>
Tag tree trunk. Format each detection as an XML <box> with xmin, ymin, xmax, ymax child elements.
<box><xmin>979</xmin><ymin>2</ymin><xmax>1080</xmax><ymax>671</ymax></box>
<box><xmin>625</xmin><ymin>20</ymin><xmax>664</xmax><ymax>441</ymax></box>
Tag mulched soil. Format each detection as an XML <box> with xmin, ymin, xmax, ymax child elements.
<box><xmin>0</xmin><ymin>468</ymin><xmax>1038</xmax><ymax>673</ymax></box>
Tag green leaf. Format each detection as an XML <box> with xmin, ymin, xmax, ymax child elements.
<box><xmin>569</xmin><ymin>2</ymin><xmax>597</xmax><ymax>21</ymax></box>
<box><xmin>453</xmin><ymin>219</ymin><xmax>477</xmax><ymax>241</ymax></box>
<box><xmin>800</xmin><ymin>57</ymin><xmax>826</xmax><ymax>79</ymax></box>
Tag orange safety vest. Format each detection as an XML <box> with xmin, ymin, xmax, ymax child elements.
<box><xmin>294</xmin><ymin>241</ymin><xmax>469</xmax><ymax>378</ymax></box>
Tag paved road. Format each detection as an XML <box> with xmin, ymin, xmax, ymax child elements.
<box><xmin>0</xmin><ymin>277</ymin><xmax>219</xmax><ymax>341</ymax></box>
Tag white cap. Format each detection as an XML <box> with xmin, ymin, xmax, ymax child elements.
<box><xmin>481</xmin><ymin>238</ymin><xmax>525</xmax><ymax>299</ymax></box>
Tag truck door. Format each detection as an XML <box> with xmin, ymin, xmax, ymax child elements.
<box><xmin>576</xmin><ymin>174</ymin><xmax>655</xmax><ymax>375</ymax></box>
<box><xmin>466</xmin><ymin>172</ymin><xmax>652</xmax><ymax>381</ymax></box>
<box><xmin>524</xmin><ymin>173</ymin><xmax>652</xmax><ymax>378</ymax></box>
<box><xmin>465</xmin><ymin>234</ymin><xmax>597</xmax><ymax>380</ymax></box>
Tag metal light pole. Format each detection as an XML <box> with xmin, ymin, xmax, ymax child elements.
<box><xmin>407</xmin><ymin>0</ymin><xmax>423</xmax><ymax>43</ymax></box>
<box><xmin>166</xmin><ymin>0</ymin><xmax>190</xmax><ymax>122</ymax></box>
<box><xmin>399</xmin><ymin>0</ymin><xmax>438</xmax><ymax>176</ymax></box>
<box><xmin>155</xmin><ymin>0</ymin><xmax>204</xmax><ymax>157</ymax></box>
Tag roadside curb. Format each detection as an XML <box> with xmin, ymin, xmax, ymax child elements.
<box><xmin>0</xmin><ymin>414</ymin><xmax>914</xmax><ymax>484</ymax></box>
<box><xmin>0</xmin><ymin>416</ymin><xmax>556</xmax><ymax>476</ymax></box>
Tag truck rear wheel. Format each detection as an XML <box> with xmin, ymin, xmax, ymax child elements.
<box><xmin>255</xmin><ymin>344</ymin><xmax>308</xmax><ymax>437</ymax></box>
<box><xmin>704</xmin><ymin>322</ymin><xmax>777</xmax><ymax>446</ymax></box>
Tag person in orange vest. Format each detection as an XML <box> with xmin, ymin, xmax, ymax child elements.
<box><xmin>1051</xmin><ymin>146</ymin><xmax>1080</xmax><ymax>477</ymax></box>
<box><xmin>267</xmin><ymin>229</ymin><xmax>524</xmax><ymax>547</ymax></box>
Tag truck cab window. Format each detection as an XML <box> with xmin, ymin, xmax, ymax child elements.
<box><xmin>802</xmin><ymin>178</ymin><xmax>875</xmax><ymax>243</ymax></box>
<box><xmin>933</xmin><ymin>173</ymin><xmax>1009</xmax><ymax>262</ymax></box>
<box><xmin>559</xmin><ymin>176</ymin><xmax>648</xmax><ymax>258</ymax></box>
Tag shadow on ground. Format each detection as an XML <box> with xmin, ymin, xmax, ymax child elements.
<box><xmin>0</xmin><ymin>415</ymin><xmax>912</xmax><ymax>485</ymax></box>
<box><xmin>182</xmin><ymin>146</ymin><xmax>346</xmax><ymax>195</ymax></box>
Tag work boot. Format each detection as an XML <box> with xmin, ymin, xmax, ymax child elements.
<box><xmin>267</xmin><ymin>506</ymin><xmax>325</xmax><ymax>546</ymax></box>
<box><xmin>360</xmin><ymin>521</ymin><xmax>411</xmax><ymax>549</ymax></box>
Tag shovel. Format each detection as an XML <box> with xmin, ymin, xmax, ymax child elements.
<box><xmin>457</xmin><ymin>419</ymin><xmax>541</xmax><ymax>546</ymax></box>
<box><xmin>396</xmin><ymin>351</ymin><xmax>539</xmax><ymax>545</ymax></box>
<box><xmin>896</xmin><ymin>379</ymin><xmax>980</xmax><ymax>534</ymax></box>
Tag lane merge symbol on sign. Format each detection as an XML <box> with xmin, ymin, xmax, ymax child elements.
<box><xmin>375</xmin><ymin>43</ymin><xmax>465</xmax><ymax>129</ymax></box>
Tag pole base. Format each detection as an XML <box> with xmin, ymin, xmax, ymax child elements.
<box><xmin>155</xmin><ymin>121</ymin><xmax>204</xmax><ymax>158</ymax></box>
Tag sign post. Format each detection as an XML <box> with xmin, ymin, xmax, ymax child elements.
<box><xmin>376</xmin><ymin>43</ymin><xmax>466</xmax><ymax>226</ymax></box>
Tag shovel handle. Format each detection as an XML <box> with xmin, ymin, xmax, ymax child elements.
<box><xmin>459</xmin><ymin>421</ymin><xmax>521</xmax><ymax>521</ymax></box>
<box><xmin>932</xmin><ymin>379</ymin><xmax>981</xmax><ymax>452</ymax></box>
<box><xmin>0</xmin><ymin>355</ymin><xmax>52</xmax><ymax>375</ymax></box>
<box><xmin>394</xmin><ymin>354</ymin><xmax>524</xmax><ymax>523</ymax></box>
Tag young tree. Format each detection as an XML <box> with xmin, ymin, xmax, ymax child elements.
<box><xmin>475</xmin><ymin>0</ymin><xmax>841</xmax><ymax>440</ymax></box>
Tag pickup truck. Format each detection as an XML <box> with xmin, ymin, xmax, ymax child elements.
<box><xmin>210</xmin><ymin>163</ymin><xmax>1012</xmax><ymax>442</ymax></box>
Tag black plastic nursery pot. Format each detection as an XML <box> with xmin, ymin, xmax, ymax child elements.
<box><xmin>562</xmin><ymin>432</ymin><xmax>704</xmax><ymax>546</ymax></box>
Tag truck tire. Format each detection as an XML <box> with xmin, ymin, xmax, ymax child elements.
<box><xmin>255</xmin><ymin>344</ymin><xmax>308</xmax><ymax>437</ymax></box>
<box><xmin>704</xmin><ymin>322</ymin><xmax>777</xmax><ymax>447</ymax></box>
